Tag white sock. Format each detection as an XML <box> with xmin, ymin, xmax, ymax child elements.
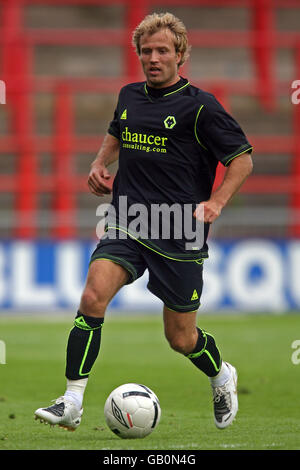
<box><xmin>64</xmin><ymin>378</ymin><xmax>88</xmax><ymax>410</ymax></box>
<box><xmin>209</xmin><ymin>362</ymin><xmax>231</xmax><ymax>387</ymax></box>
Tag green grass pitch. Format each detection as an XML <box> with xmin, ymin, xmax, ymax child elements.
<box><xmin>0</xmin><ymin>312</ymin><xmax>299</xmax><ymax>450</ymax></box>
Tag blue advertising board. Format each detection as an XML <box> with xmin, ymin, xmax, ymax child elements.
<box><xmin>0</xmin><ymin>239</ymin><xmax>299</xmax><ymax>313</ymax></box>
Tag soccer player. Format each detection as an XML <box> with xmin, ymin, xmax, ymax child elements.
<box><xmin>35</xmin><ymin>12</ymin><xmax>253</xmax><ymax>431</ymax></box>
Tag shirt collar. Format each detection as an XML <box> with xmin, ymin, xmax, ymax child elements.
<box><xmin>144</xmin><ymin>77</ymin><xmax>189</xmax><ymax>99</ymax></box>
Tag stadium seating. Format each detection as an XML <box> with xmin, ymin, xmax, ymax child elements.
<box><xmin>0</xmin><ymin>0</ymin><xmax>299</xmax><ymax>239</ymax></box>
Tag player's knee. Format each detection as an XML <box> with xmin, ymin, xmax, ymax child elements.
<box><xmin>166</xmin><ymin>334</ymin><xmax>193</xmax><ymax>355</ymax></box>
<box><xmin>80</xmin><ymin>286</ymin><xmax>108</xmax><ymax>317</ymax></box>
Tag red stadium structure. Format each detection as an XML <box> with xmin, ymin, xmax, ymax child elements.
<box><xmin>0</xmin><ymin>0</ymin><xmax>299</xmax><ymax>238</ymax></box>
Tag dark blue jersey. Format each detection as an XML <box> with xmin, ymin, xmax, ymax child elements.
<box><xmin>106</xmin><ymin>77</ymin><xmax>252</xmax><ymax>260</ymax></box>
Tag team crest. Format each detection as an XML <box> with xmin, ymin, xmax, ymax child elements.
<box><xmin>164</xmin><ymin>115</ymin><xmax>176</xmax><ymax>129</ymax></box>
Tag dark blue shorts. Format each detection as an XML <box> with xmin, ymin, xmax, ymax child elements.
<box><xmin>90</xmin><ymin>234</ymin><xmax>204</xmax><ymax>313</ymax></box>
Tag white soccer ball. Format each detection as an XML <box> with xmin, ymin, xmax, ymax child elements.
<box><xmin>104</xmin><ymin>383</ymin><xmax>161</xmax><ymax>439</ymax></box>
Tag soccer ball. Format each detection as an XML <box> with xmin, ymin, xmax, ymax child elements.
<box><xmin>104</xmin><ymin>383</ymin><xmax>161</xmax><ymax>439</ymax></box>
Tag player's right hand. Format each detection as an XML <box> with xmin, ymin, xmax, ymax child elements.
<box><xmin>88</xmin><ymin>163</ymin><xmax>113</xmax><ymax>197</ymax></box>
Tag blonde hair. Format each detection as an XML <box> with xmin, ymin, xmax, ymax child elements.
<box><xmin>132</xmin><ymin>12</ymin><xmax>191</xmax><ymax>67</ymax></box>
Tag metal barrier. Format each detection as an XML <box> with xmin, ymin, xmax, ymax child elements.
<box><xmin>0</xmin><ymin>0</ymin><xmax>299</xmax><ymax>237</ymax></box>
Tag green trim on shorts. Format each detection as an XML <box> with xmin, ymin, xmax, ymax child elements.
<box><xmin>164</xmin><ymin>305</ymin><xmax>200</xmax><ymax>313</ymax></box>
<box><xmin>164</xmin><ymin>301</ymin><xmax>201</xmax><ymax>313</ymax></box>
<box><xmin>90</xmin><ymin>253</ymin><xmax>137</xmax><ymax>283</ymax></box>
<box><xmin>148</xmin><ymin>283</ymin><xmax>201</xmax><ymax>313</ymax></box>
<box><xmin>106</xmin><ymin>225</ymin><xmax>207</xmax><ymax>262</ymax></box>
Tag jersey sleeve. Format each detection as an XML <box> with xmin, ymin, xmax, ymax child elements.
<box><xmin>107</xmin><ymin>95</ymin><xmax>121</xmax><ymax>140</ymax></box>
<box><xmin>195</xmin><ymin>94</ymin><xmax>253</xmax><ymax>166</ymax></box>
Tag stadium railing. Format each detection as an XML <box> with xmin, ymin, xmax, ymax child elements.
<box><xmin>0</xmin><ymin>0</ymin><xmax>299</xmax><ymax>237</ymax></box>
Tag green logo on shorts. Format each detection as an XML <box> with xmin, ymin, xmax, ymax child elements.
<box><xmin>191</xmin><ymin>289</ymin><xmax>199</xmax><ymax>301</ymax></box>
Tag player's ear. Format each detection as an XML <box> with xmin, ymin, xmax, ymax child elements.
<box><xmin>175</xmin><ymin>51</ymin><xmax>182</xmax><ymax>66</ymax></box>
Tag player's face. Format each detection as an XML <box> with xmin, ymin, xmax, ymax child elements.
<box><xmin>139</xmin><ymin>29</ymin><xmax>182</xmax><ymax>88</ymax></box>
